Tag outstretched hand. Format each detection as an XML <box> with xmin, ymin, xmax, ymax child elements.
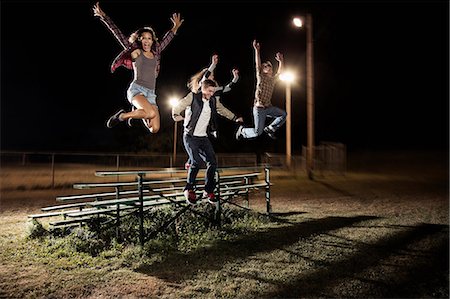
<box><xmin>232</xmin><ymin>68</ymin><xmax>239</xmax><ymax>77</ymax></box>
<box><xmin>235</xmin><ymin>117</ymin><xmax>244</xmax><ymax>123</ymax></box>
<box><xmin>211</xmin><ymin>54</ymin><xmax>219</xmax><ymax>65</ymax></box>
<box><xmin>275</xmin><ymin>52</ymin><xmax>284</xmax><ymax>62</ymax></box>
<box><xmin>252</xmin><ymin>39</ymin><xmax>260</xmax><ymax>50</ymax></box>
<box><xmin>92</xmin><ymin>2</ymin><xmax>106</xmax><ymax>18</ymax></box>
<box><xmin>170</xmin><ymin>13</ymin><xmax>184</xmax><ymax>33</ymax></box>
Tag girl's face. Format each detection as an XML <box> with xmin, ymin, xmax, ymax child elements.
<box><xmin>139</xmin><ymin>32</ymin><xmax>153</xmax><ymax>52</ymax></box>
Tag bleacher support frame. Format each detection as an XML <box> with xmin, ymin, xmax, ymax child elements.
<box><xmin>29</xmin><ymin>166</ymin><xmax>271</xmax><ymax>246</ymax></box>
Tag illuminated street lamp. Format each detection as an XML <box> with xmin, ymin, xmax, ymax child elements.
<box><xmin>293</xmin><ymin>14</ymin><xmax>315</xmax><ymax>179</ymax></box>
<box><xmin>279</xmin><ymin>71</ymin><xmax>295</xmax><ymax>168</ymax></box>
<box><xmin>293</xmin><ymin>17</ymin><xmax>303</xmax><ymax>28</ymax></box>
<box><xmin>169</xmin><ymin>97</ymin><xmax>179</xmax><ymax>167</ymax></box>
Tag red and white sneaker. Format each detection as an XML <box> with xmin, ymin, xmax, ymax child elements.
<box><xmin>203</xmin><ymin>191</ymin><xmax>218</xmax><ymax>205</ymax></box>
<box><xmin>184</xmin><ymin>190</ymin><xmax>197</xmax><ymax>205</ymax></box>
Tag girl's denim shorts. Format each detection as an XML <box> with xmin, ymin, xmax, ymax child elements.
<box><xmin>127</xmin><ymin>82</ymin><xmax>157</xmax><ymax>106</ymax></box>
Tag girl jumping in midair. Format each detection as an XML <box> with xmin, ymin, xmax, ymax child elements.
<box><xmin>93</xmin><ymin>2</ymin><xmax>184</xmax><ymax>133</ymax></box>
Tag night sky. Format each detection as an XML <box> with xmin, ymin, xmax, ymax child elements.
<box><xmin>1</xmin><ymin>0</ymin><xmax>448</xmax><ymax>154</ymax></box>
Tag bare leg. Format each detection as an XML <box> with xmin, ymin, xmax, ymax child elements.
<box><xmin>143</xmin><ymin>107</ymin><xmax>160</xmax><ymax>133</ymax></box>
<box><xmin>119</xmin><ymin>94</ymin><xmax>160</xmax><ymax>133</ymax></box>
<box><xmin>121</xmin><ymin>95</ymin><xmax>156</xmax><ymax>119</ymax></box>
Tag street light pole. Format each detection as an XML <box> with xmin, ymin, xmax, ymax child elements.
<box><xmin>306</xmin><ymin>13</ymin><xmax>315</xmax><ymax>179</ymax></box>
<box><xmin>293</xmin><ymin>14</ymin><xmax>315</xmax><ymax>179</ymax></box>
<box><xmin>285</xmin><ymin>82</ymin><xmax>292</xmax><ymax>168</ymax></box>
<box><xmin>280</xmin><ymin>71</ymin><xmax>294</xmax><ymax>169</ymax></box>
<box><xmin>173</xmin><ymin>121</ymin><xmax>177</xmax><ymax>165</ymax></box>
<box><xmin>169</xmin><ymin>97</ymin><xmax>180</xmax><ymax>167</ymax></box>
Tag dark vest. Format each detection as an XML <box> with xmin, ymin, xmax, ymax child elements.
<box><xmin>185</xmin><ymin>92</ymin><xmax>218</xmax><ymax>136</ymax></box>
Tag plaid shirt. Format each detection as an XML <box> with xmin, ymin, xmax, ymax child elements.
<box><xmin>254</xmin><ymin>67</ymin><xmax>277</xmax><ymax>107</ymax></box>
<box><xmin>99</xmin><ymin>15</ymin><xmax>175</xmax><ymax>76</ymax></box>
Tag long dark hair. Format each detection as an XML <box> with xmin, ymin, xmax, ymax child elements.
<box><xmin>128</xmin><ymin>27</ymin><xmax>158</xmax><ymax>52</ymax></box>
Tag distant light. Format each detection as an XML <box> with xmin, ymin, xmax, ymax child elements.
<box><xmin>280</xmin><ymin>71</ymin><xmax>295</xmax><ymax>83</ymax></box>
<box><xmin>169</xmin><ymin>97</ymin><xmax>179</xmax><ymax>107</ymax></box>
<box><xmin>293</xmin><ymin>17</ymin><xmax>303</xmax><ymax>28</ymax></box>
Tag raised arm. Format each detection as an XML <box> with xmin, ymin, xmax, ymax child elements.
<box><xmin>274</xmin><ymin>52</ymin><xmax>284</xmax><ymax>77</ymax></box>
<box><xmin>188</xmin><ymin>55</ymin><xmax>218</xmax><ymax>93</ymax></box>
<box><xmin>170</xmin><ymin>12</ymin><xmax>184</xmax><ymax>35</ymax></box>
<box><xmin>253</xmin><ymin>40</ymin><xmax>262</xmax><ymax>69</ymax></box>
<box><xmin>201</xmin><ymin>54</ymin><xmax>218</xmax><ymax>85</ymax></box>
<box><xmin>157</xmin><ymin>13</ymin><xmax>184</xmax><ymax>53</ymax></box>
<box><xmin>222</xmin><ymin>68</ymin><xmax>239</xmax><ymax>93</ymax></box>
<box><xmin>93</xmin><ymin>2</ymin><xmax>129</xmax><ymax>50</ymax></box>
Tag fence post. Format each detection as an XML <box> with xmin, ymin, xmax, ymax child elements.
<box><xmin>116</xmin><ymin>155</ymin><xmax>120</xmax><ymax>182</ymax></box>
<box><xmin>51</xmin><ymin>153</ymin><xmax>55</xmax><ymax>188</ymax></box>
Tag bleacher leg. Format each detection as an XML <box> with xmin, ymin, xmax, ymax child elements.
<box><xmin>265</xmin><ymin>167</ymin><xmax>271</xmax><ymax>214</ymax></box>
<box><xmin>138</xmin><ymin>174</ymin><xmax>144</xmax><ymax>246</ymax></box>
<box><xmin>244</xmin><ymin>177</ymin><xmax>250</xmax><ymax>208</ymax></box>
<box><xmin>215</xmin><ymin>170</ymin><xmax>221</xmax><ymax>227</ymax></box>
<box><xmin>115</xmin><ymin>186</ymin><xmax>121</xmax><ymax>242</ymax></box>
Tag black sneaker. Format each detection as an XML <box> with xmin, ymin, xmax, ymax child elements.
<box><xmin>106</xmin><ymin>109</ymin><xmax>125</xmax><ymax>128</ymax></box>
<box><xmin>264</xmin><ymin>127</ymin><xmax>277</xmax><ymax>140</ymax></box>
<box><xmin>235</xmin><ymin>125</ymin><xmax>244</xmax><ymax>140</ymax></box>
<box><xmin>184</xmin><ymin>189</ymin><xmax>197</xmax><ymax>205</ymax></box>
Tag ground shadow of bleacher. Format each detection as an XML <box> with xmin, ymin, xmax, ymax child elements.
<box><xmin>256</xmin><ymin>222</ymin><xmax>449</xmax><ymax>298</ymax></box>
<box><xmin>135</xmin><ymin>215</ymin><xmax>378</xmax><ymax>281</ymax></box>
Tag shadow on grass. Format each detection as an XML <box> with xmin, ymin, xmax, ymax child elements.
<box><xmin>314</xmin><ymin>180</ymin><xmax>355</xmax><ymax>197</ymax></box>
<box><xmin>265</xmin><ymin>211</ymin><xmax>308</xmax><ymax>225</ymax></box>
<box><xmin>136</xmin><ymin>215</ymin><xmax>378</xmax><ymax>282</ymax></box>
<box><xmin>269</xmin><ymin>211</ymin><xmax>307</xmax><ymax>217</ymax></box>
<box><xmin>258</xmin><ymin>222</ymin><xmax>449</xmax><ymax>298</ymax></box>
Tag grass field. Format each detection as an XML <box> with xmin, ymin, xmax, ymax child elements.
<box><xmin>0</xmin><ymin>150</ymin><xmax>448</xmax><ymax>298</ymax></box>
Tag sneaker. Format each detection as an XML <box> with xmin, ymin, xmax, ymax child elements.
<box><xmin>203</xmin><ymin>191</ymin><xmax>218</xmax><ymax>205</ymax></box>
<box><xmin>235</xmin><ymin>125</ymin><xmax>244</xmax><ymax>140</ymax></box>
<box><xmin>184</xmin><ymin>189</ymin><xmax>197</xmax><ymax>205</ymax></box>
<box><xmin>264</xmin><ymin>126</ymin><xmax>277</xmax><ymax>140</ymax></box>
<box><xmin>106</xmin><ymin>109</ymin><xmax>125</xmax><ymax>128</ymax></box>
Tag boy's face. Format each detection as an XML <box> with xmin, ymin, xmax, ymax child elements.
<box><xmin>201</xmin><ymin>86</ymin><xmax>216</xmax><ymax>100</ymax></box>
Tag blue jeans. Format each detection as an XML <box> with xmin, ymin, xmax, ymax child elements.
<box><xmin>183</xmin><ymin>134</ymin><xmax>217</xmax><ymax>193</ymax></box>
<box><xmin>241</xmin><ymin>105</ymin><xmax>287</xmax><ymax>139</ymax></box>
